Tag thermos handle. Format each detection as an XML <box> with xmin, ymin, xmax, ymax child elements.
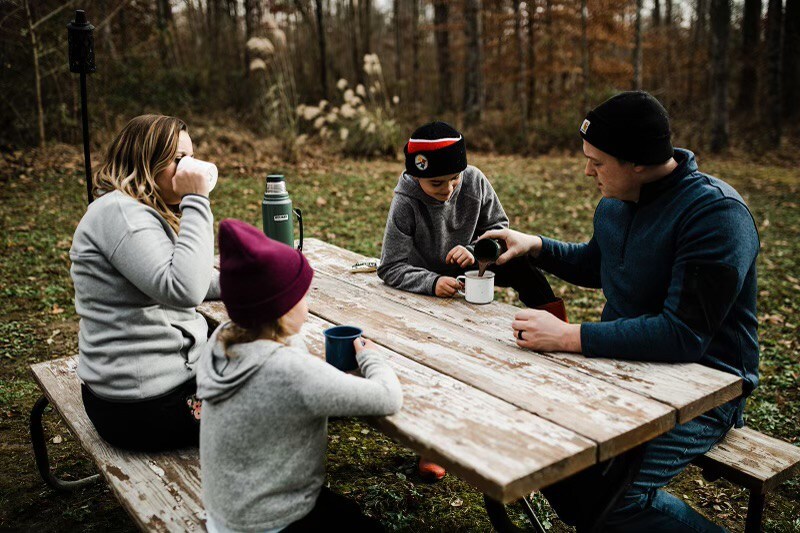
<box><xmin>294</xmin><ymin>208</ymin><xmax>303</xmax><ymax>251</ymax></box>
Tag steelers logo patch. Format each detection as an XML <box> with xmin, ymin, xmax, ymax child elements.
<box><xmin>415</xmin><ymin>154</ymin><xmax>428</xmax><ymax>171</ymax></box>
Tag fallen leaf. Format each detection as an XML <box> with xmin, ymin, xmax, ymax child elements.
<box><xmin>315</xmin><ymin>196</ymin><xmax>328</xmax><ymax>207</ymax></box>
<box><xmin>451</xmin><ymin>498</ymin><xmax>463</xmax><ymax>507</ymax></box>
<box><xmin>52</xmin><ymin>435</ymin><xmax>63</xmax><ymax>444</ymax></box>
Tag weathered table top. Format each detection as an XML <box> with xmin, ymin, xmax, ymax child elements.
<box><xmin>199</xmin><ymin>238</ymin><xmax>744</xmax><ymax>503</ymax></box>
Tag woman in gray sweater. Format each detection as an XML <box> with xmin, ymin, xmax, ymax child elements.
<box><xmin>70</xmin><ymin>115</ymin><xmax>219</xmax><ymax>451</ymax></box>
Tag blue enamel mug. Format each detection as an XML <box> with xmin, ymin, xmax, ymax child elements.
<box><xmin>323</xmin><ymin>326</ymin><xmax>363</xmax><ymax>371</ymax></box>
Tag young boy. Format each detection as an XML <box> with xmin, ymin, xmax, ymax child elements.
<box><xmin>377</xmin><ymin>121</ymin><xmax>566</xmax><ymax>482</ymax></box>
<box><xmin>378</xmin><ymin>121</ymin><xmax>566</xmax><ymax>317</ymax></box>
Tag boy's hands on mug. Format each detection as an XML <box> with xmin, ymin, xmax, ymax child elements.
<box><xmin>435</xmin><ymin>276</ymin><xmax>461</xmax><ymax>297</ymax></box>
<box><xmin>478</xmin><ymin>228</ymin><xmax>542</xmax><ymax>265</ymax></box>
<box><xmin>512</xmin><ymin>309</ymin><xmax>582</xmax><ymax>352</ymax></box>
<box><xmin>446</xmin><ymin>245</ymin><xmax>475</xmax><ymax>268</ymax></box>
<box><xmin>354</xmin><ymin>337</ymin><xmax>378</xmax><ymax>354</ymax></box>
<box><xmin>172</xmin><ymin>166</ymin><xmax>210</xmax><ymax>199</ymax></box>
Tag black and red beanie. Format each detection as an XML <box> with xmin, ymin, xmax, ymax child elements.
<box><xmin>579</xmin><ymin>91</ymin><xmax>673</xmax><ymax>165</ymax></box>
<box><xmin>403</xmin><ymin>121</ymin><xmax>467</xmax><ymax>178</ymax></box>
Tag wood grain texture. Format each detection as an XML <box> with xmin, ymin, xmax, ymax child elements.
<box><xmin>697</xmin><ymin>427</ymin><xmax>800</xmax><ymax>493</ymax></box>
<box><xmin>30</xmin><ymin>357</ymin><xmax>206</xmax><ymax>532</ymax></box>
<box><xmin>297</xmin><ymin>314</ymin><xmax>596</xmax><ymax>501</ymax></box>
<box><xmin>300</xmin><ymin>238</ymin><xmax>743</xmax><ymax>423</ymax></box>
<box><xmin>204</xmin><ymin>247</ymin><xmax>678</xmax><ymax>460</ymax></box>
<box><xmin>303</xmin><ymin>271</ymin><xmax>674</xmax><ymax>460</ymax></box>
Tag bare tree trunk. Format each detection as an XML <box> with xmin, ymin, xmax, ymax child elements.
<box><xmin>464</xmin><ymin>0</ymin><xmax>483</xmax><ymax>123</ymax></box>
<box><xmin>315</xmin><ymin>0</ymin><xmax>329</xmax><ymax>98</ymax></box>
<box><xmin>244</xmin><ymin>0</ymin><xmax>256</xmax><ymax>75</ymax></box>
<box><xmin>765</xmin><ymin>0</ymin><xmax>783</xmax><ymax>143</ymax></box>
<box><xmin>349</xmin><ymin>0</ymin><xmax>363</xmax><ymax>84</ymax></box>
<box><xmin>581</xmin><ymin>0</ymin><xmax>590</xmax><ymax>112</ymax></box>
<box><xmin>155</xmin><ymin>0</ymin><xmax>173</xmax><ymax>67</ymax></box>
<box><xmin>24</xmin><ymin>0</ymin><xmax>44</xmax><ymax>147</ymax></box>
<box><xmin>513</xmin><ymin>0</ymin><xmax>528</xmax><ymax>133</ymax></box>
<box><xmin>394</xmin><ymin>0</ymin><xmax>402</xmax><ymax>96</ymax></box>
<box><xmin>687</xmin><ymin>0</ymin><xmax>708</xmax><ymax>104</ymax></box>
<box><xmin>434</xmin><ymin>0</ymin><xmax>452</xmax><ymax>113</ymax></box>
<box><xmin>362</xmin><ymin>0</ymin><xmax>372</xmax><ymax>56</ymax></box>
<box><xmin>412</xmin><ymin>0</ymin><xmax>420</xmax><ymax>110</ymax></box>
<box><xmin>527</xmin><ymin>0</ymin><xmax>536</xmax><ymax>119</ymax></box>
<box><xmin>736</xmin><ymin>0</ymin><xmax>761</xmax><ymax>112</ymax></box>
<box><xmin>783</xmin><ymin>0</ymin><xmax>799</xmax><ymax>119</ymax></box>
<box><xmin>710</xmin><ymin>0</ymin><xmax>731</xmax><ymax>152</ymax></box>
<box><xmin>633</xmin><ymin>0</ymin><xmax>643</xmax><ymax>90</ymax></box>
<box><xmin>653</xmin><ymin>0</ymin><xmax>661</xmax><ymax>26</ymax></box>
<box><xmin>545</xmin><ymin>0</ymin><xmax>554</xmax><ymax>124</ymax></box>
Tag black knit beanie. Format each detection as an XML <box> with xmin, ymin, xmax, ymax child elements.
<box><xmin>579</xmin><ymin>91</ymin><xmax>674</xmax><ymax>165</ymax></box>
<box><xmin>404</xmin><ymin>121</ymin><xmax>468</xmax><ymax>178</ymax></box>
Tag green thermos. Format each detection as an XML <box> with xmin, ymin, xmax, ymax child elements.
<box><xmin>262</xmin><ymin>174</ymin><xmax>303</xmax><ymax>251</ymax></box>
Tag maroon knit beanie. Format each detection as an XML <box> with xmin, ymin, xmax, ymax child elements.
<box><xmin>218</xmin><ymin>219</ymin><xmax>314</xmax><ymax>329</ymax></box>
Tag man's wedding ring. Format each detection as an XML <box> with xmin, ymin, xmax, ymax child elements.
<box><xmin>517</xmin><ymin>330</ymin><xmax>524</xmax><ymax>340</ymax></box>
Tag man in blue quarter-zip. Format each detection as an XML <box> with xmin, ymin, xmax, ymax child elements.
<box><xmin>480</xmin><ymin>91</ymin><xmax>759</xmax><ymax>532</ymax></box>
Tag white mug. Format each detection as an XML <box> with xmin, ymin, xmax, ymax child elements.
<box><xmin>177</xmin><ymin>156</ymin><xmax>218</xmax><ymax>193</ymax></box>
<box><xmin>457</xmin><ymin>270</ymin><xmax>495</xmax><ymax>305</ymax></box>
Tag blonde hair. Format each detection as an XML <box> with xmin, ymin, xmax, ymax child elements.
<box><xmin>93</xmin><ymin>115</ymin><xmax>187</xmax><ymax>234</ymax></box>
<box><xmin>218</xmin><ymin>319</ymin><xmax>291</xmax><ymax>352</ymax></box>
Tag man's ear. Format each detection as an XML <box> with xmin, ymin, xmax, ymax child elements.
<box><xmin>633</xmin><ymin>164</ymin><xmax>647</xmax><ymax>174</ymax></box>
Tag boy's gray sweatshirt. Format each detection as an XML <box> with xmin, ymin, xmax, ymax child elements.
<box><xmin>377</xmin><ymin>165</ymin><xmax>508</xmax><ymax>295</ymax></box>
<box><xmin>197</xmin><ymin>323</ymin><xmax>403</xmax><ymax>532</ymax></box>
<box><xmin>70</xmin><ymin>190</ymin><xmax>219</xmax><ymax>400</ymax></box>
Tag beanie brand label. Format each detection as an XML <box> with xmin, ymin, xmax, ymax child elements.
<box><xmin>273</xmin><ymin>214</ymin><xmax>289</xmax><ymax>222</ymax></box>
<box><xmin>580</xmin><ymin>119</ymin><xmax>591</xmax><ymax>134</ymax></box>
<box><xmin>415</xmin><ymin>154</ymin><xmax>428</xmax><ymax>171</ymax></box>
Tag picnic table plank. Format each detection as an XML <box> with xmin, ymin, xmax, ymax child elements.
<box><xmin>30</xmin><ymin>357</ymin><xmax>205</xmax><ymax>532</ymax></box>
<box><xmin>200</xmin><ymin>304</ymin><xmax>597</xmax><ymax>502</ymax></box>
<box><xmin>300</xmin><ymin>238</ymin><xmax>743</xmax><ymax>424</ymax></box>
<box><xmin>294</xmin><ymin>272</ymin><xmax>675</xmax><ymax>461</ymax></box>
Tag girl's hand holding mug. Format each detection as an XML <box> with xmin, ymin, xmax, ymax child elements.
<box><xmin>354</xmin><ymin>337</ymin><xmax>378</xmax><ymax>354</ymax></box>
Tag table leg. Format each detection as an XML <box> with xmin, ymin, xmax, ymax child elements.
<box><xmin>483</xmin><ymin>494</ymin><xmax>547</xmax><ymax>533</ymax></box>
<box><xmin>30</xmin><ymin>395</ymin><xmax>100</xmax><ymax>491</ymax></box>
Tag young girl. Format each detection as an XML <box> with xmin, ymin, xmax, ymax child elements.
<box><xmin>197</xmin><ymin>219</ymin><xmax>402</xmax><ymax>532</ymax></box>
<box><xmin>70</xmin><ymin>114</ymin><xmax>218</xmax><ymax>451</ymax></box>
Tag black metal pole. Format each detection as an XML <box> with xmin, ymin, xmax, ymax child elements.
<box><xmin>80</xmin><ymin>71</ymin><xmax>92</xmax><ymax>204</ymax></box>
<box><xmin>67</xmin><ymin>10</ymin><xmax>96</xmax><ymax>205</ymax></box>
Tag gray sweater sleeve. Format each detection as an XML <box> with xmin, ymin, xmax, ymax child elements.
<box><xmin>377</xmin><ymin>195</ymin><xmax>441</xmax><ymax>295</ymax></box>
<box><xmin>292</xmin><ymin>349</ymin><xmax>403</xmax><ymax>418</ymax></box>
<box><xmin>108</xmin><ymin>195</ymin><xmax>215</xmax><ymax>308</ymax></box>
<box><xmin>475</xmin><ymin>170</ymin><xmax>509</xmax><ymax>234</ymax></box>
<box><xmin>205</xmin><ymin>269</ymin><xmax>221</xmax><ymax>301</ymax></box>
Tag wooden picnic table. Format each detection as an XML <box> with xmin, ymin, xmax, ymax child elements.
<box><xmin>198</xmin><ymin>238</ymin><xmax>744</xmax><ymax>508</ymax></box>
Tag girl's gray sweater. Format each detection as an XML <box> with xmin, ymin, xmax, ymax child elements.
<box><xmin>70</xmin><ymin>190</ymin><xmax>219</xmax><ymax>400</ymax></box>
<box><xmin>197</xmin><ymin>324</ymin><xmax>403</xmax><ymax>532</ymax></box>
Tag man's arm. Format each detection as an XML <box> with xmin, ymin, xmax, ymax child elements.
<box><xmin>534</xmin><ymin>235</ymin><xmax>602</xmax><ymax>289</ymax></box>
<box><xmin>580</xmin><ymin>199</ymin><xmax>759</xmax><ymax>362</ymax></box>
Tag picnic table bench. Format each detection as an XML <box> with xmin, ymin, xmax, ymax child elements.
<box><xmin>29</xmin><ymin>238</ymin><xmax>800</xmax><ymax>532</ymax></box>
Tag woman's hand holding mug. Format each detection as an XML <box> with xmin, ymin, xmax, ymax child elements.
<box><xmin>174</xmin><ymin>157</ymin><xmax>216</xmax><ymax>199</ymax></box>
<box><xmin>477</xmin><ymin>228</ymin><xmax>543</xmax><ymax>265</ymax></box>
<box><xmin>172</xmin><ymin>166</ymin><xmax>210</xmax><ymax>198</ymax></box>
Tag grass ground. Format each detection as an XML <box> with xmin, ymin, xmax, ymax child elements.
<box><xmin>1</xmin><ymin>128</ymin><xmax>798</xmax><ymax>531</ymax></box>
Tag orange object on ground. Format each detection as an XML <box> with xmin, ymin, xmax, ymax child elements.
<box><xmin>418</xmin><ymin>457</ymin><xmax>446</xmax><ymax>481</ymax></box>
